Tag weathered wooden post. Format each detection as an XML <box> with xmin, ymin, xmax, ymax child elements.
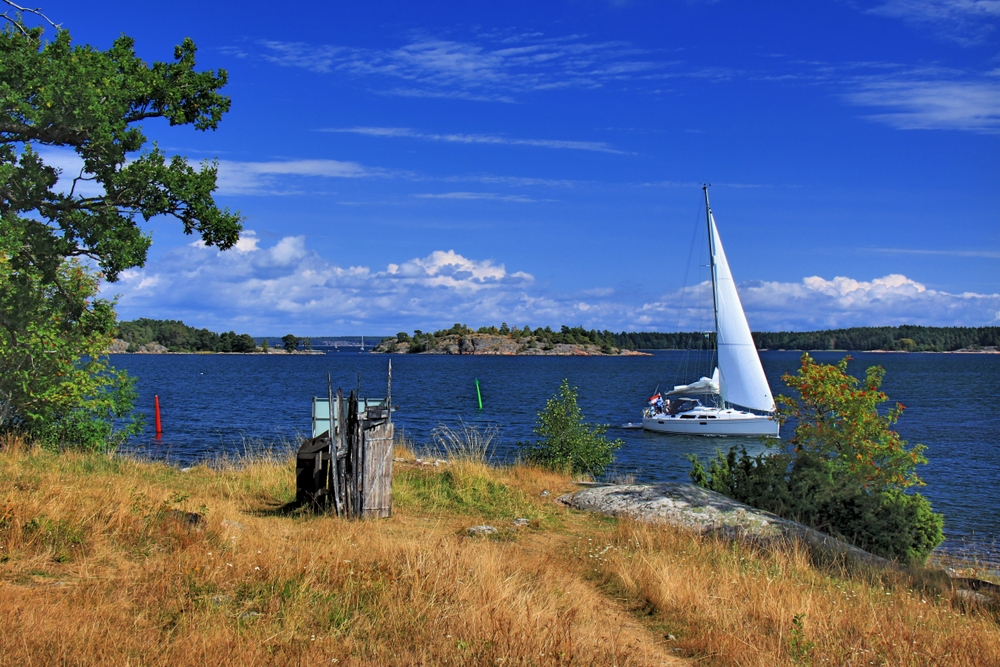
<box><xmin>326</xmin><ymin>373</ymin><xmax>342</xmax><ymax>516</ymax></box>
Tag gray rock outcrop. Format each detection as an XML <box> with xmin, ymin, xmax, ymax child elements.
<box><xmin>560</xmin><ymin>483</ymin><xmax>893</xmax><ymax>570</ymax></box>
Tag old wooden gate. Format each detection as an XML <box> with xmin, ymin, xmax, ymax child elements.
<box><xmin>296</xmin><ymin>362</ymin><xmax>394</xmax><ymax>518</ymax></box>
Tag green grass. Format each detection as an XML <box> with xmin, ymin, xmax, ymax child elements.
<box><xmin>394</xmin><ymin>465</ymin><xmax>541</xmax><ymax>521</ymax></box>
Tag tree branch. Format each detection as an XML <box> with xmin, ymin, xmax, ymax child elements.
<box><xmin>1</xmin><ymin>0</ymin><xmax>60</xmax><ymax>34</ymax></box>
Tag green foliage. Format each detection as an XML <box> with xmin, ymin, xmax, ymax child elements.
<box><xmin>689</xmin><ymin>354</ymin><xmax>943</xmax><ymax>563</ymax></box>
<box><xmin>0</xmin><ymin>257</ymin><xmax>142</xmax><ymax>451</ymax></box>
<box><xmin>787</xmin><ymin>613</ymin><xmax>814</xmax><ymax>664</ymax></box>
<box><xmin>520</xmin><ymin>379</ymin><xmax>623</xmax><ymax>477</ymax></box>
<box><xmin>407</xmin><ymin>329</ymin><xmax>432</xmax><ymax>353</ymax></box>
<box><xmin>387</xmin><ymin>324</ymin><xmax>623</xmax><ymax>354</ymax></box>
<box><xmin>611</xmin><ymin>326</ymin><xmax>1000</xmax><ymax>352</ymax></box>
<box><xmin>281</xmin><ymin>334</ymin><xmax>300</xmax><ymax>353</ymax></box>
<box><xmin>0</xmin><ymin>18</ymin><xmax>242</xmax><ymax>283</ymax></box>
<box><xmin>118</xmin><ymin>318</ymin><xmax>256</xmax><ymax>352</ymax></box>
<box><xmin>426</xmin><ymin>323</ymin><xmax>473</xmax><ymax>338</ymax></box>
<box><xmin>0</xmin><ymin>12</ymin><xmax>240</xmax><ymax>450</ymax></box>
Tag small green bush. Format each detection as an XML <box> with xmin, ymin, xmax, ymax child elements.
<box><xmin>520</xmin><ymin>379</ymin><xmax>623</xmax><ymax>477</ymax></box>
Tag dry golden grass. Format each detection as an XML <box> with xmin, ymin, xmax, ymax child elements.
<box><xmin>584</xmin><ymin>523</ymin><xmax>1000</xmax><ymax>666</ymax></box>
<box><xmin>1</xmin><ymin>438</ymin><xmax>997</xmax><ymax>666</ymax></box>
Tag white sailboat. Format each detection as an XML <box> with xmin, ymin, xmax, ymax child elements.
<box><xmin>642</xmin><ymin>186</ymin><xmax>779</xmax><ymax>437</ymax></box>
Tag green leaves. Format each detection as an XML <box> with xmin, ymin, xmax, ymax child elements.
<box><xmin>689</xmin><ymin>354</ymin><xmax>943</xmax><ymax>563</ymax></box>
<box><xmin>520</xmin><ymin>379</ymin><xmax>623</xmax><ymax>478</ymax></box>
<box><xmin>1</xmin><ymin>15</ymin><xmax>235</xmax><ymax>450</ymax></box>
<box><xmin>0</xmin><ymin>256</ymin><xmax>142</xmax><ymax>451</ymax></box>
<box><xmin>777</xmin><ymin>354</ymin><xmax>927</xmax><ymax>492</ymax></box>
<box><xmin>0</xmin><ymin>22</ymin><xmax>241</xmax><ymax>281</ymax></box>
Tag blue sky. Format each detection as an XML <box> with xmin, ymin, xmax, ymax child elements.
<box><xmin>37</xmin><ymin>0</ymin><xmax>1000</xmax><ymax>334</ymax></box>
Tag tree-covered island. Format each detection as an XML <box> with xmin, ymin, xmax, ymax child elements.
<box><xmin>375</xmin><ymin>323</ymin><xmax>1000</xmax><ymax>355</ymax></box>
<box><xmin>374</xmin><ymin>323</ymin><xmax>648</xmax><ymax>356</ymax></box>
<box><xmin>112</xmin><ymin>319</ymin><xmax>322</xmax><ymax>354</ymax></box>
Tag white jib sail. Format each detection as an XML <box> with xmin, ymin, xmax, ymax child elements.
<box><xmin>709</xmin><ymin>212</ymin><xmax>776</xmax><ymax>412</ymax></box>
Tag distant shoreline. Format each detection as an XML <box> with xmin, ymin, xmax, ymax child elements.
<box><xmin>759</xmin><ymin>348</ymin><xmax>1000</xmax><ymax>355</ymax></box>
<box><xmin>105</xmin><ymin>348</ymin><xmax>1000</xmax><ymax>356</ymax></box>
<box><xmin>107</xmin><ymin>350</ymin><xmax>325</xmax><ymax>356</ymax></box>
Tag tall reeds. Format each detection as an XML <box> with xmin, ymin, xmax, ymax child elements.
<box><xmin>428</xmin><ymin>421</ymin><xmax>499</xmax><ymax>463</ymax></box>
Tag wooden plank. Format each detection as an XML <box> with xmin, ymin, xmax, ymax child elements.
<box><xmin>327</xmin><ymin>374</ymin><xmax>341</xmax><ymax>516</ymax></box>
<box><xmin>334</xmin><ymin>387</ymin><xmax>345</xmax><ymax>515</ymax></box>
<box><xmin>362</xmin><ymin>421</ymin><xmax>394</xmax><ymax>518</ymax></box>
<box><xmin>348</xmin><ymin>391</ymin><xmax>360</xmax><ymax>517</ymax></box>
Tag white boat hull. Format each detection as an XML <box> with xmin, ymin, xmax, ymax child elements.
<box><xmin>642</xmin><ymin>409</ymin><xmax>779</xmax><ymax>437</ymax></box>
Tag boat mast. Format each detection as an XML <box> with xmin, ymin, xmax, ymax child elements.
<box><xmin>703</xmin><ymin>184</ymin><xmax>725</xmax><ymax>408</ymax></box>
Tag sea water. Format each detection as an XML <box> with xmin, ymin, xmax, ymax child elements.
<box><xmin>112</xmin><ymin>350</ymin><xmax>1000</xmax><ymax>563</ymax></box>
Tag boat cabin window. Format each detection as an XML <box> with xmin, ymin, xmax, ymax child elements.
<box><xmin>668</xmin><ymin>399</ymin><xmax>699</xmax><ymax>415</ymax></box>
<box><xmin>680</xmin><ymin>415</ymin><xmax>696</xmax><ymax>419</ymax></box>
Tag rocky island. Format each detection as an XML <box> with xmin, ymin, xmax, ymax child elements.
<box><xmin>372</xmin><ymin>323</ymin><xmax>650</xmax><ymax>356</ymax></box>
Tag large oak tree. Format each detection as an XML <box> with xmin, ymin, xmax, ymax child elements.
<box><xmin>0</xmin><ymin>3</ymin><xmax>242</xmax><ymax>447</ymax></box>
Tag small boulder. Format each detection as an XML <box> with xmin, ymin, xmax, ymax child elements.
<box><xmin>540</xmin><ymin>489</ymin><xmax>551</xmax><ymax>497</ymax></box>
<box><xmin>468</xmin><ymin>525</ymin><xmax>498</xmax><ymax>536</ymax></box>
<box><xmin>512</xmin><ymin>518</ymin><xmax>530</xmax><ymax>527</ymax></box>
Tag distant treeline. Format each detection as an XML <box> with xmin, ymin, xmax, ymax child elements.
<box><xmin>612</xmin><ymin>326</ymin><xmax>1000</xmax><ymax>352</ymax></box>
<box><xmin>610</xmin><ymin>331</ymin><xmax>716</xmax><ymax>351</ymax></box>
<box><xmin>120</xmin><ymin>320</ymin><xmax>1000</xmax><ymax>354</ymax></box>
<box><xmin>117</xmin><ymin>318</ymin><xmax>257</xmax><ymax>353</ymax></box>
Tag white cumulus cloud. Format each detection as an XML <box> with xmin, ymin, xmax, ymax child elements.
<box><xmin>103</xmin><ymin>233</ymin><xmax>1000</xmax><ymax>333</ymax></box>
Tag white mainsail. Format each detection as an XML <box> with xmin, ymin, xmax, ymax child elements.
<box><xmin>707</xmin><ymin>207</ymin><xmax>775</xmax><ymax>413</ymax></box>
<box><xmin>665</xmin><ymin>367</ymin><xmax>719</xmax><ymax>396</ymax></box>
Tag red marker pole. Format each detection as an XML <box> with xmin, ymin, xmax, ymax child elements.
<box><xmin>154</xmin><ymin>395</ymin><xmax>162</xmax><ymax>436</ymax></box>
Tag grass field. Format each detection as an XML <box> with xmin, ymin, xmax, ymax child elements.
<box><xmin>1</xmin><ymin>438</ymin><xmax>997</xmax><ymax>666</ymax></box>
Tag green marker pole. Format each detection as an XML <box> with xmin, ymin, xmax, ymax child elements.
<box><xmin>475</xmin><ymin>378</ymin><xmax>483</xmax><ymax>410</ymax></box>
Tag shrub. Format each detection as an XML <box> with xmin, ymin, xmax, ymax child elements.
<box><xmin>689</xmin><ymin>354</ymin><xmax>944</xmax><ymax>563</ymax></box>
<box><xmin>0</xmin><ymin>258</ymin><xmax>142</xmax><ymax>452</ymax></box>
<box><xmin>520</xmin><ymin>379</ymin><xmax>622</xmax><ymax>477</ymax></box>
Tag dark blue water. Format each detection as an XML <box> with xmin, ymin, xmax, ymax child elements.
<box><xmin>112</xmin><ymin>350</ymin><xmax>1000</xmax><ymax>560</ymax></box>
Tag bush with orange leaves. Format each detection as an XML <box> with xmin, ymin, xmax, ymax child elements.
<box><xmin>690</xmin><ymin>353</ymin><xmax>943</xmax><ymax>563</ymax></box>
